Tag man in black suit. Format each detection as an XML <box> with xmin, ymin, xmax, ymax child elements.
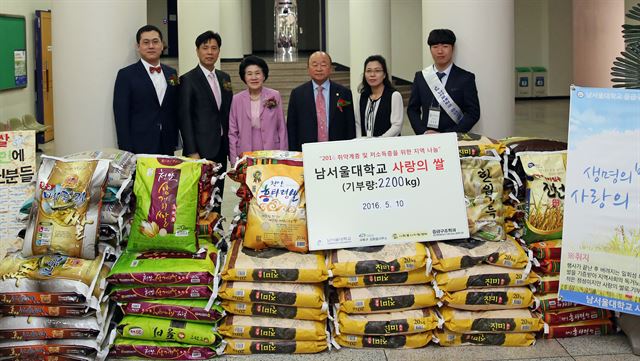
<box><xmin>287</xmin><ymin>51</ymin><xmax>356</xmax><ymax>151</ymax></box>
<box><xmin>407</xmin><ymin>29</ymin><xmax>480</xmax><ymax>134</ymax></box>
<box><xmin>113</xmin><ymin>25</ymin><xmax>179</xmax><ymax>155</ymax></box>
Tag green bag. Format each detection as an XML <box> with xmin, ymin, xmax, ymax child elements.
<box><xmin>117</xmin><ymin>315</ymin><xmax>222</xmax><ymax>346</ymax></box>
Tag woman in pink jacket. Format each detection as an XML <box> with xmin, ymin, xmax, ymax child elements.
<box><xmin>228</xmin><ymin>56</ymin><xmax>288</xmax><ymax>164</ymax></box>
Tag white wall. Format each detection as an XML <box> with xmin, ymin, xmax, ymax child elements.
<box><xmin>515</xmin><ymin>0</ymin><xmax>547</xmax><ymax>67</ymax></box>
<box><xmin>177</xmin><ymin>0</ymin><xmax>221</xmax><ymax>75</ymax></box>
<box><xmin>391</xmin><ymin>0</ymin><xmax>422</xmax><ymax>82</ymax></box>
<box><xmin>147</xmin><ymin>0</ymin><xmax>168</xmax><ymax>55</ymax></box>
<box><xmin>325</xmin><ymin>0</ymin><xmax>349</xmax><ymax>66</ymax></box>
<box><xmin>0</xmin><ymin>0</ymin><xmax>52</xmax><ymax>121</ymax></box>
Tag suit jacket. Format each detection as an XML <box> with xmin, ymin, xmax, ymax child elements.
<box><xmin>228</xmin><ymin>87</ymin><xmax>288</xmax><ymax>163</ymax></box>
<box><xmin>113</xmin><ymin>60</ymin><xmax>179</xmax><ymax>155</ymax></box>
<box><xmin>287</xmin><ymin>80</ymin><xmax>356</xmax><ymax>152</ymax></box>
<box><xmin>178</xmin><ymin>66</ymin><xmax>233</xmax><ymax>162</ymax></box>
<box><xmin>407</xmin><ymin>64</ymin><xmax>480</xmax><ymax>134</ymax></box>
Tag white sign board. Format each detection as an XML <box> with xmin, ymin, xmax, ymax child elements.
<box><xmin>303</xmin><ymin>133</ymin><xmax>468</xmax><ymax>251</ymax></box>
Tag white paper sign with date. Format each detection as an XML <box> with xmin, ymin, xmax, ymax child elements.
<box><xmin>302</xmin><ymin>133</ymin><xmax>469</xmax><ymax>251</ymax></box>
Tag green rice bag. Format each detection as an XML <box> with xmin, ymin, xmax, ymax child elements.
<box><xmin>129</xmin><ymin>156</ymin><xmax>203</xmax><ymax>252</ymax></box>
<box><xmin>110</xmin><ymin>338</ymin><xmax>222</xmax><ymax>359</ymax></box>
<box><xmin>117</xmin><ymin>315</ymin><xmax>222</xmax><ymax>346</ymax></box>
<box><xmin>121</xmin><ymin>299</ymin><xmax>225</xmax><ymax>323</ymax></box>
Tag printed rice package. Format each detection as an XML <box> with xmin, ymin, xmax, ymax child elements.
<box><xmin>65</xmin><ymin>148</ymin><xmax>136</xmax><ymax>188</ymax></box>
<box><xmin>460</xmin><ymin>156</ymin><xmax>505</xmax><ymax>241</ymax></box>
<box><xmin>220</xmin><ymin>300</ymin><xmax>327</xmax><ymax>321</ymax></box>
<box><xmin>219</xmin><ymin>315</ymin><xmax>327</xmax><ymax>341</ymax></box>
<box><xmin>117</xmin><ymin>315</ymin><xmax>222</xmax><ymax>346</ymax></box>
<box><xmin>541</xmin><ymin>306</ymin><xmax>611</xmax><ymax>325</ymax></box>
<box><xmin>536</xmin><ymin>259</ymin><xmax>561</xmax><ymax>275</ymax></box>
<box><xmin>110</xmin><ymin>338</ymin><xmax>222</xmax><ymax>360</ymax></box>
<box><xmin>336</xmin><ymin>308</ymin><xmax>441</xmax><ymax>335</ymax></box>
<box><xmin>110</xmin><ymin>285</ymin><xmax>212</xmax><ymax>302</ymax></box>
<box><xmin>434</xmin><ymin>264</ymin><xmax>539</xmax><ymax>292</ymax></box>
<box><xmin>337</xmin><ymin>284</ymin><xmax>439</xmax><ymax>314</ymax></box>
<box><xmin>0</xmin><ymin>304</ymin><xmax>92</xmax><ymax>318</ymax></box>
<box><xmin>544</xmin><ymin>319</ymin><xmax>615</xmax><ymax>338</ymax></box>
<box><xmin>218</xmin><ymin>281</ymin><xmax>326</xmax><ymax>309</ymax></box>
<box><xmin>528</xmin><ymin>239</ymin><xmax>562</xmax><ymax>260</ymax></box>
<box><xmin>434</xmin><ymin>328</ymin><xmax>535</xmax><ymax>347</ymax></box>
<box><xmin>334</xmin><ymin>332</ymin><xmax>432</xmax><ymax>349</ymax></box>
<box><xmin>440</xmin><ymin>307</ymin><xmax>544</xmax><ymax>333</ymax></box>
<box><xmin>331</xmin><ymin>267</ymin><xmax>432</xmax><ymax>288</ymax></box>
<box><xmin>23</xmin><ymin>156</ymin><xmax>110</xmax><ymax>259</ymax></box>
<box><xmin>107</xmin><ymin>244</ymin><xmax>218</xmax><ymax>285</ymax></box>
<box><xmin>224</xmin><ymin>338</ymin><xmax>327</xmax><ymax>354</ymax></box>
<box><xmin>1</xmin><ymin>339</ymin><xmax>107</xmax><ymax>359</ymax></box>
<box><xmin>0</xmin><ymin>316</ymin><xmax>105</xmax><ymax>341</ymax></box>
<box><xmin>444</xmin><ymin>287</ymin><xmax>536</xmax><ymax>310</ymax></box>
<box><xmin>221</xmin><ymin>241</ymin><xmax>328</xmax><ymax>283</ymax></box>
<box><xmin>122</xmin><ymin>299</ymin><xmax>225</xmax><ymax>323</ymax></box>
<box><xmin>537</xmin><ymin>293</ymin><xmax>577</xmax><ymax>312</ymax></box>
<box><xmin>329</xmin><ymin>243</ymin><xmax>428</xmax><ymax>277</ymax></box>
<box><xmin>243</xmin><ymin>160</ymin><xmax>308</xmax><ymax>253</ymax></box>
<box><xmin>518</xmin><ymin>151</ymin><xmax>567</xmax><ymax>243</ymax></box>
<box><xmin>430</xmin><ymin>237</ymin><xmax>530</xmax><ymax>272</ymax></box>
<box><xmin>129</xmin><ymin>156</ymin><xmax>204</xmax><ymax>253</ymax></box>
<box><xmin>457</xmin><ymin>133</ymin><xmax>506</xmax><ymax>157</ymax></box>
<box><xmin>538</xmin><ymin>275</ymin><xmax>560</xmax><ymax>294</ymax></box>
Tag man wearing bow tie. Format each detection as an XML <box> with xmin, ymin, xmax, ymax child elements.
<box><xmin>113</xmin><ymin>25</ymin><xmax>179</xmax><ymax>155</ymax></box>
<box><xmin>407</xmin><ymin>29</ymin><xmax>480</xmax><ymax>134</ymax></box>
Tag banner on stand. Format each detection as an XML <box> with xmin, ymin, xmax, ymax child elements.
<box><xmin>559</xmin><ymin>86</ymin><xmax>640</xmax><ymax>315</ymax></box>
<box><xmin>303</xmin><ymin>133</ymin><xmax>468</xmax><ymax>251</ymax></box>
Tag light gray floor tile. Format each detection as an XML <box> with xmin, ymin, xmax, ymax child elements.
<box><xmin>218</xmin><ymin>348</ymin><xmax>386</xmax><ymax>361</ymax></box>
<box><xmin>557</xmin><ymin>334</ymin><xmax>634</xmax><ymax>356</ymax></box>
<box><xmin>573</xmin><ymin>354</ymin><xmax>640</xmax><ymax>361</ymax></box>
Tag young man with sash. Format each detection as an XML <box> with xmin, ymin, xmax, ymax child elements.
<box><xmin>407</xmin><ymin>29</ymin><xmax>480</xmax><ymax>134</ymax></box>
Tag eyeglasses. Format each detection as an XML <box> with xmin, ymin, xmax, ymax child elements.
<box><xmin>365</xmin><ymin>69</ymin><xmax>384</xmax><ymax>75</ymax></box>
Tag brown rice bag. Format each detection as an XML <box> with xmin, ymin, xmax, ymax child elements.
<box><xmin>543</xmin><ymin>319</ymin><xmax>614</xmax><ymax>338</ymax></box>
<box><xmin>221</xmin><ymin>241</ymin><xmax>328</xmax><ymax>283</ymax></box>
<box><xmin>457</xmin><ymin>133</ymin><xmax>506</xmax><ymax>157</ymax></box>
<box><xmin>0</xmin><ymin>339</ymin><xmax>106</xmax><ymax>359</ymax></box>
<box><xmin>224</xmin><ymin>338</ymin><xmax>327</xmax><ymax>354</ymax></box>
<box><xmin>541</xmin><ymin>306</ymin><xmax>611</xmax><ymax>325</ymax></box>
<box><xmin>528</xmin><ymin>239</ymin><xmax>562</xmax><ymax>260</ymax></box>
<box><xmin>23</xmin><ymin>156</ymin><xmax>110</xmax><ymax>259</ymax></box>
<box><xmin>444</xmin><ymin>287</ymin><xmax>536</xmax><ymax>310</ymax></box>
<box><xmin>337</xmin><ymin>284</ymin><xmax>439</xmax><ymax>314</ymax></box>
<box><xmin>429</xmin><ymin>237</ymin><xmax>530</xmax><ymax>272</ymax></box>
<box><xmin>218</xmin><ymin>281</ymin><xmax>326</xmax><ymax>309</ymax></box>
<box><xmin>329</xmin><ymin>243</ymin><xmax>428</xmax><ymax>277</ymax></box>
<box><xmin>537</xmin><ymin>293</ymin><xmax>577</xmax><ymax>312</ymax></box>
<box><xmin>336</xmin><ymin>308</ymin><xmax>441</xmax><ymax>335</ymax></box>
<box><xmin>219</xmin><ymin>315</ymin><xmax>327</xmax><ymax>341</ymax></box>
<box><xmin>538</xmin><ymin>275</ymin><xmax>560</xmax><ymax>294</ymax></box>
<box><xmin>434</xmin><ymin>264</ymin><xmax>539</xmax><ymax>292</ymax></box>
<box><xmin>440</xmin><ymin>307</ymin><xmax>544</xmax><ymax>333</ymax></box>
<box><xmin>221</xmin><ymin>300</ymin><xmax>327</xmax><ymax>321</ymax></box>
<box><xmin>335</xmin><ymin>332</ymin><xmax>432</xmax><ymax>349</ymax></box>
<box><xmin>331</xmin><ymin>267</ymin><xmax>432</xmax><ymax>288</ymax></box>
<box><xmin>434</xmin><ymin>328</ymin><xmax>535</xmax><ymax>346</ymax></box>
<box><xmin>0</xmin><ymin>316</ymin><xmax>105</xmax><ymax>341</ymax></box>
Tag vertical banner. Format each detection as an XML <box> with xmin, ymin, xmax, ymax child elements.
<box><xmin>303</xmin><ymin>133</ymin><xmax>469</xmax><ymax>250</ymax></box>
<box><xmin>0</xmin><ymin>131</ymin><xmax>36</xmax><ymax>258</ymax></box>
<box><xmin>559</xmin><ymin>86</ymin><xmax>640</xmax><ymax>315</ymax></box>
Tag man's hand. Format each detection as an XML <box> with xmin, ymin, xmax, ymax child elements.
<box><xmin>425</xmin><ymin>130</ymin><xmax>440</xmax><ymax>134</ymax></box>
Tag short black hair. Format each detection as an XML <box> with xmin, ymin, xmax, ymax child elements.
<box><xmin>358</xmin><ymin>55</ymin><xmax>395</xmax><ymax>94</ymax></box>
<box><xmin>427</xmin><ymin>29</ymin><xmax>456</xmax><ymax>46</ymax></box>
<box><xmin>195</xmin><ymin>31</ymin><xmax>222</xmax><ymax>48</ymax></box>
<box><xmin>239</xmin><ymin>55</ymin><xmax>269</xmax><ymax>83</ymax></box>
<box><xmin>136</xmin><ymin>25</ymin><xmax>163</xmax><ymax>44</ymax></box>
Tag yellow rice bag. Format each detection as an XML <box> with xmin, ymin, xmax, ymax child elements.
<box><xmin>444</xmin><ymin>287</ymin><xmax>536</xmax><ymax>310</ymax></box>
<box><xmin>328</xmin><ymin>243</ymin><xmax>428</xmax><ymax>277</ymax></box>
<box><xmin>338</xmin><ymin>285</ymin><xmax>439</xmax><ymax>314</ymax></box>
<box><xmin>434</xmin><ymin>328</ymin><xmax>535</xmax><ymax>346</ymax></box>
<box><xmin>434</xmin><ymin>264</ymin><xmax>539</xmax><ymax>292</ymax></box>
<box><xmin>224</xmin><ymin>338</ymin><xmax>327</xmax><ymax>354</ymax></box>
<box><xmin>218</xmin><ymin>315</ymin><xmax>326</xmax><ymax>341</ymax></box>
<box><xmin>331</xmin><ymin>268</ymin><xmax>432</xmax><ymax>288</ymax></box>
<box><xmin>221</xmin><ymin>241</ymin><xmax>328</xmax><ymax>283</ymax></box>
<box><xmin>429</xmin><ymin>237</ymin><xmax>530</xmax><ymax>272</ymax></box>
<box><xmin>244</xmin><ymin>162</ymin><xmax>308</xmax><ymax>252</ymax></box>
<box><xmin>220</xmin><ymin>300</ymin><xmax>327</xmax><ymax>321</ymax></box>
<box><xmin>218</xmin><ymin>281</ymin><xmax>326</xmax><ymax>309</ymax></box>
<box><xmin>336</xmin><ymin>308</ymin><xmax>441</xmax><ymax>335</ymax></box>
<box><xmin>335</xmin><ymin>332</ymin><xmax>432</xmax><ymax>349</ymax></box>
<box><xmin>457</xmin><ymin>133</ymin><xmax>506</xmax><ymax>157</ymax></box>
<box><xmin>440</xmin><ymin>307</ymin><xmax>544</xmax><ymax>333</ymax></box>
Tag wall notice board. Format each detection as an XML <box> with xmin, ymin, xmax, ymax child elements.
<box><xmin>0</xmin><ymin>14</ymin><xmax>27</xmax><ymax>91</ymax></box>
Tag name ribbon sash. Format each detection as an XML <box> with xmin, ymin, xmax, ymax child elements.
<box><xmin>422</xmin><ymin>66</ymin><xmax>463</xmax><ymax>124</ymax></box>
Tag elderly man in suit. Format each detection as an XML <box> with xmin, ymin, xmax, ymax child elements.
<box><xmin>287</xmin><ymin>51</ymin><xmax>356</xmax><ymax>151</ymax></box>
<box><xmin>407</xmin><ymin>29</ymin><xmax>480</xmax><ymax>134</ymax></box>
<box><xmin>113</xmin><ymin>25</ymin><xmax>179</xmax><ymax>155</ymax></box>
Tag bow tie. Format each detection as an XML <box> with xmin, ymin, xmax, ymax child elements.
<box><xmin>150</xmin><ymin>66</ymin><xmax>162</xmax><ymax>74</ymax></box>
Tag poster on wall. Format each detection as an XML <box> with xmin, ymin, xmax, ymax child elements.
<box><xmin>0</xmin><ymin>131</ymin><xmax>36</xmax><ymax>259</ymax></box>
<box><xmin>303</xmin><ymin>133</ymin><xmax>469</xmax><ymax>251</ymax></box>
<box><xmin>13</xmin><ymin>50</ymin><xmax>26</xmax><ymax>86</ymax></box>
<box><xmin>558</xmin><ymin>86</ymin><xmax>640</xmax><ymax>315</ymax></box>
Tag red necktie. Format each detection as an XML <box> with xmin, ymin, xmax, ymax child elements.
<box><xmin>316</xmin><ymin>85</ymin><xmax>328</xmax><ymax>142</ymax></box>
<box><xmin>150</xmin><ymin>66</ymin><xmax>162</xmax><ymax>74</ymax></box>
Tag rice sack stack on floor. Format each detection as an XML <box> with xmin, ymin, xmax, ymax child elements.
<box><xmin>329</xmin><ymin>243</ymin><xmax>439</xmax><ymax>350</ymax></box>
<box><xmin>107</xmin><ymin>155</ymin><xmax>226</xmax><ymax>360</ymax></box>
<box><xmin>220</xmin><ymin>150</ymin><xmax>330</xmax><ymax>355</ymax></box>
<box><xmin>1</xmin><ymin>156</ymin><xmax>115</xmax><ymax>361</ymax></box>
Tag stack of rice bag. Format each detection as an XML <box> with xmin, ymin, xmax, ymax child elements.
<box><xmin>107</xmin><ymin>155</ymin><xmax>227</xmax><ymax>360</ymax></box>
<box><xmin>1</xmin><ymin>156</ymin><xmax>115</xmax><ymax>360</ymax></box>
<box><xmin>329</xmin><ymin>243</ymin><xmax>440</xmax><ymax>350</ymax></box>
<box><xmin>220</xmin><ymin>150</ymin><xmax>330</xmax><ymax>355</ymax></box>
